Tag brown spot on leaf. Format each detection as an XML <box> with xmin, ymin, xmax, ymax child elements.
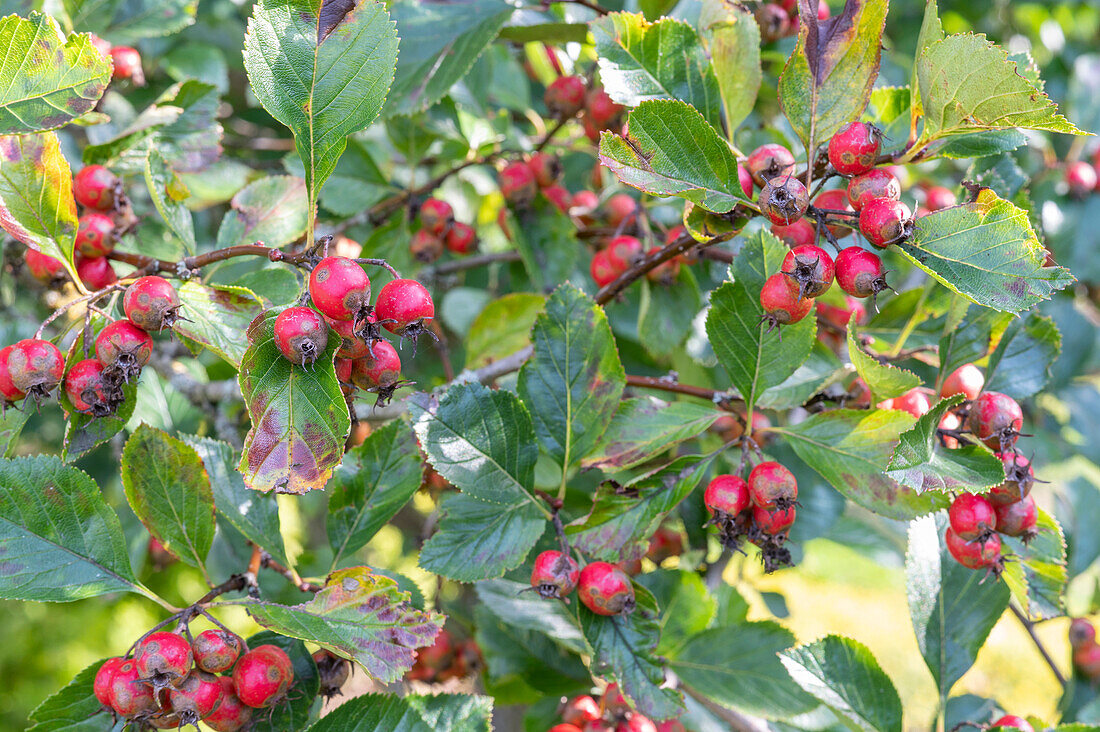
<box><xmin>319</xmin><ymin>0</ymin><xmax>358</xmax><ymax>43</ymax></box>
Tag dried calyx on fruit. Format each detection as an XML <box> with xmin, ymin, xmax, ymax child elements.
<box><xmin>759</xmin><ymin>175</ymin><xmax>810</xmax><ymax>225</ymax></box>
<box><xmin>530</xmin><ymin>550</ymin><xmax>581</xmax><ymax>599</ymax></box>
<box><xmin>374</xmin><ymin>278</ymin><xmax>437</xmax><ymax>350</ymax></box>
<box><xmin>313</xmin><ymin>649</ymin><xmax>352</xmax><ymax>699</ymax></box>
<box><xmin>781</xmin><ymin>244</ymin><xmax>835</xmax><ymax>300</ymax></box>
<box><xmin>834</xmin><ymin>247</ymin><xmax>892</xmax><ymax>309</ymax></box>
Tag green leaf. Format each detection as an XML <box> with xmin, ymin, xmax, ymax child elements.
<box><xmin>0</xmin><ymin>406</ymin><xmax>28</xmax><ymax>457</ymax></box>
<box><xmin>174</xmin><ymin>282</ymin><xmax>263</xmax><ymax>367</ymax></box>
<box><xmin>249</xmin><ymin>566</ymin><xmax>444</xmax><ymax>683</ymax></box>
<box><xmin>580</xmin><ymin>584</ymin><xmax>685</xmax><ymax>721</ymax></box>
<box><xmin>182</xmin><ymin>434</ymin><xmax>288</xmax><ymax>567</ymax></box>
<box><xmin>306</xmin><ymin>692</ymin><xmax>493</xmax><ymax>732</ymax></box>
<box><xmin>475</xmin><ymin>579</ymin><xmax>586</xmax><ymax>653</ymax></box>
<box><xmin>908</xmin><ymin>0</ymin><xmax>944</xmax><ymax>130</ymax></box>
<box><xmin>930</xmin><ymin>129</ymin><xmax>1029</xmax><ymax>160</ymax></box>
<box><xmin>706</xmin><ymin>231</ymin><xmax>816</xmax><ymax>409</ymax></box>
<box><xmin>1001</xmin><ymin>508</ymin><xmax>1067</xmax><ymax>621</ymax></box>
<box><xmin>144</xmin><ymin>148</ymin><xmax>195</xmax><ymax>252</ymax></box>
<box><xmin>937</xmin><ymin>308</ymin><xmax>1006</xmax><ymax>383</ymax></box>
<box><xmin>0</xmin><ymin>131</ymin><xmax>78</xmax><ymax>281</ymax></box>
<box><xmin>668</xmin><ymin>621</ymin><xmax>815</xmax><ymax>719</ymax></box>
<box><xmin>328</xmin><ymin>421</ymin><xmax>423</xmax><ymax>566</ymax></box>
<box><xmin>887</xmin><ymin>394</ymin><xmax>1005</xmax><ymax>494</ymax></box>
<box><xmin>757</xmin><ymin>339</ymin><xmax>843</xmax><ymax>409</ymax></box>
<box><xmin>121</xmin><ymin>424</ymin><xmax>215</xmax><ymax>572</ymax></box>
<box><xmin>897</xmin><ymin>189</ymin><xmax>1074</xmax><ymax>314</ymax></box>
<box><xmin>465</xmin><ymin>293</ymin><xmax>545</xmax><ymax>369</ymax></box>
<box><xmin>387</xmin><ymin>0</ymin><xmax>513</xmax><ymax>117</ymax></box>
<box><xmin>638</xmin><ymin>270</ymin><xmax>700</xmax><ymax>356</ymax></box>
<box><xmin>216</xmin><ymin>175</ymin><xmax>310</xmax><ymax>250</ymax></box>
<box><xmin>508</xmin><ymin>197</ymin><xmax>580</xmax><ymax>294</ymax></box>
<box><xmin>983</xmin><ymin>313</ymin><xmax>1061</xmax><ymax>400</ymax></box>
<box><xmin>583</xmin><ymin>397</ymin><xmax>724</xmax><ymax>471</ymax></box>
<box><xmin>906</xmin><ymin>513</ymin><xmax>1009</xmax><ymax>701</ymax></box>
<box><xmin>569</xmin><ymin>454</ymin><xmax>714</xmax><ymax>561</ymax></box>
<box><xmin>591</xmin><ymin>13</ymin><xmax>722</xmax><ymax>131</ymax></box>
<box><xmin>244</xmin><ymin>0</ymin><xmax>399</xmax><ymax>220</ymax></box>
<box><xmin>916</xmin><ymin>33</ymin><xmax>1086</xmax><ymax>139</ymax></box>
<box><xmin>518</xmin><ymin>283</ymin><xmax>625</xmax><ymax>468</ymax></box>
<box><xmin>699</xmin><ymin>0</ymin><xmax>759</xmax><ymax>134</ymax></box>
<box><xmin>774</xmin><ymin>409</ymin><xmax>949</xmax><ymax>520</ymax></box>
<box><xmin>0</xmin><ymin>13</ymin><xmax>111</xmax><ymax>134</ymax></box>
<box><xmin>638</xmin><ymin>569</ymin><xmax>716</xmax><ymax>656</ymax></box>
<box><xmin>27</xmin><ymin>661</ymin><xmax>118</xmax><ymax>731</ymax></box>
<box><xmin>779</xmin><ymin>635</ymin><xmax>903</xmax><ymax>732</ymax></box>
<box><xmin>419</xmin><ymin>492</ymin><xmax>545</xmax><ymax>582</ymax></box>
<box><xmin>244</xmin><ymin>631</ymin><xmax>320</xmax><ymax>732</ymax></box>
<box><xmin>0</xmin><ymin>455</ymin><xmax>143</xmax><ymax>602</ymax></box>
<box><xmin>599</xmin><ymin>99</ymin><xmax>748</xmax><ymax>213</ymax></box>
<box><xmin>777</xmin><ymin>0</ymin><xmax>888</xmax><ymax>145</ymax></box>
<box><xmin>238</xmin><ymin>308</ymin><xmax>350</xmax><ymax>494</ymax></box>
<box><xmin>100</xmin><ymin>0</ymin><xmax>198</xmax><ymax>44</ymax></box>
<box><xmin>846</xmin><ymin>326</ymin><xmax>921</xmax><ymax>403</ymax></box>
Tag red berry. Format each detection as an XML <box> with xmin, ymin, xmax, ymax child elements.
<box><xmin>192</xmin><ymin>629</ymin><xmax>244</xmax><ymax>674</ymax></box>
<box><xmin>828</xmin><ymin>122</ymin><xmax>881</xmax><ymax>176</ymax></box>
<box><xmin>760</xmin><ymin>272</ymin><xmax>814</xmax><ymax>327</ymax></box>
<box><xmin>550</xmin><ymin>726</ymin><xmax>584</xmax><ymax>732</ymax></box>
<box><xmin>755</xmin><ymin>3</ymin><xmax>790</xmax><ymax>43</ymax></box>
<box><xmin>606</xmin><ymin>235</ymin><xmax>642</xmax><ymax>270</ymax></box>
<box><xmin>329</xmin><ymin>318</ymin><xmax>371</xmax><ymax>360</ymax></box>
<box><xmin>273</xmin><ymin>307</ymin><xmax>329</xmax><ymax>367</ymax></box>
<box><xmin>944</xmin><ymin>527</ymin><xmax>1002</xmax><ymax>571</ymax></box>
<box><xmin>645</xmin><ymin>246</ymin><xmax>680</xmax><ymax>284</ymax></box>
<box><xmin>528</xmin><ymin>152</ymin><xmax>562</xmax><ymax>188</ymax></box>
<box><xmin>812</xmin><ymin>188</ymin><xmax>854</xmax><ymax>235</ymax></box>
<box><xmin>107</xmin><ymin>658</ymin><xmax>158</xmax><ymax>718</ymax></box>
<box><xmin>95</xmin><ymin>320</ymin><xmax>153</xmax><ymax>374</ymax></box>
<box><xmin>760</xmin><ymin>175</ymin><xmax>809</xmax><ymax>225</ymax></box>
<box><xmin>168</xmin><ymin>670</ymin><xmax>224</xmax><ymax>725</ymax></box>
<box><xmin>782</xmin><ymin>244</ymin><xmax>834</xmax><ymax>299</ymax></box>
<box><xmin>604</xmin><ymin>194</ymin><xmax>638</xmax><ymax>228</ymax></box>
<box><xmin>124</xmin><ymin>276</ymin><xmax>181</xmax><ymax>331</ymax></box>
<box><xmin>232</xmin><ymin>645</ymin><xmax>294</xmax><ymax>708</ymax></box>
<box><xmin>73</xmin><ymin>165</ymin><xmax>120</xmax><ymax>211</ymax></box>
<box><xmin>25</xmin><ymin>248</ymin><xmax>65</xmax><ymax>282</ymax></box>
<box><xmin>1066</xmin><ymin>160</ymin><xmax>1098</xmax><ymax>198</ymax></box>
<box><xmin>816</xmin><ymin>295</ymin><xmax>866</xmax><ymax>329</ymax></box>
<box><xmin>530</xmin><ymin>549</ymin><xmax>580</xmax><ymax>599</ymax></box>
<box><xmin>94</xmin><ymin>657</ymin><xmax>126</xmax><ymax>708</ymax></box>
<box><xmin>591</xmin><ymin>248</ymin><xmax>620</xmax><ymax>288</ymax></box>
<box><xmin>109</xmin><ymin>46</ymin><xmax>144</xmax><ymax>84</ymax></box>
<box><xmin>417</xmin><ymin>628</ymin><xmax>454</xmax><ymax>672</ymax></box>
<box><xmin>374</xmin><ymin>278</ymin><xmax>435</xmax><ymax>337</ymax></box>
<box><xmin>746</xmin><ymin>144</ymin><xmax>796</xmax><ymax>188</ymax></box>
<box><xmin>1070</xmin><ymin>618</ymin><xmax>1096</xmax><ymax>648</ymax></box>
<box><xmin>0</xmin><ymin>346</ymin><xmax>26</xmax><ymax>402</ymax></box>
<box><xmin>1076</xmin><ymin>643</ymin><xmax>1100</xmax><ymax>678</ymax></box>
<box><xmin>602</xmin><ymin>683</ymin><xmax>629</xmax><ymax>715</ymax></box>
<box><xmin>308</xmin><ymin>256</ymin><xmax>371</xmax><ymax>322</ymax></box>
<box><xmin>204</xmin><ymin>676</ymin><xmax>253</xmax><ymax>732</ymax></box>
<box><xmin>135</xmin><ymin>631</ymin><xmax>194</xmax><ymax>690</ymax></box>
<box><xmin>500</xmin><ymin>161</ymin><xmax>539</xmax><ymax>205</ymax></box>
<box><xmin>968</xmin><ymin>391</ymin><xmax>1023</xmax><ymax>450</ymax></box>
<box><xmin>847</xmin><ymin>169</ymin><xmax>901</xmax><ymax>211</ymax></box>
<box><xmin>7</xmin><ymin>338</ymin><xmax>64</xmax><ymax>399</ymax></box>
<box><xmin>941</xmin><ymin>364</ymin><xmax>984</xmax><ymax>400</ymax></box>
<box><xmin>737</xmin><ymin>163</ymin><xmax>755</xmax><ymax>198</ymax></box>
<box><xmin>859</xmin><ymin>198</ymin><xmax>913</xmax><ymax>247</ymax></box>
<box><xmin>577</xmin><ymin>561</ymin><xmax>636</xmax><ymax>616</ymax></box>
<box><xmin>923</xmin><ymin>185</ymin><xmax>957</xmax><ymax>211</ymax></box>
<box><xmin>444</xmin><ymin>221</ymin><xmax>479</xmax><ymax>254</ymax></box>
<box><xmin>993</xmin><ymin>494</ymin><xmax>1038</xmax><ymax>539</ymax></box>
<box><xmin>75</xmin><ymin>212</ymin><xmax>116</xmax><ymax>257</ymax></box>
<box><xmin>75</xmin><ymin>255</ymin><xmax>117</xmax><ymax>290</ymax></box>
<box><xmin>64</xmin><ymin>359</ymin><xmax>111</xmax><ymax>415</ymax></box>
<box><xmin>753</xmin><ymin>505</ymin><xmax>796</xmax><ymax>535</ymax></box>
<box><xmin>617</xmin><ymin>715</ymin><xmax>658</xmax><ymax>732</ymax></box>
<box><xmin>892</xmin><ymin>387</ymin><xmax>932</xmax><ymax>418</ymax></box>
<box><xmin>834</xmin><ymin>246</ymin><xmax>890</xmax><ymax>302</ymax></box>
<box><xmin>992</xmin><ymin>716</ymin><xmax>1034</xmax><ymax>732</ymax></box>
<box><xmin>573</xmin><ymin>189</ymin><xmax>600</xmax><ymax>219</ymax></box>
<box><xmin>352</xmin><ymin>339</ymin><xmax>402</xmax><ymax>389</ymax></box>
<box><xmin>990</xmin><ymin>452</ymin><xmax>1035</xmax><ymax>504</ymax></box>
<box><xmin>948</xmin><ymin>492</ymin><xmax>997</xmax><ymax>541</ymax></box>
<box><xmin>545</xmin><ymin>76</ymin><xmax>587</xmax><ymax>118</ymax></box>
<box><xmin>656</xmin><ymin>721</ymin><xmax>687</xmax><ymax>732</ymax></box>
<box><xmin>586</xmin><ymin>88</ymin><xmax>623</xmax><ymax>129</ymax></box>
<box><xmin>770</xmin><ymin>218</ymin><xmax>816</xmax><ymax>248</ymax></box>
<box><xmin>418</xmin><ymin>198</ymin><xmax>453</xmax><ymax>235</ymax></box>
<box><xmin>748</xmin><ymin>461</ymin><xmax>797</xmax><ymax>510</ymax></box>
<box><xmin>561</xmin><ymin>695</ymin><xmax>601</xmax><ymax>726</ymax></box>
<box><xmin>541</xmin><ymin>184</ymin><xmax>573</xmax><ymax>215</ymax></box>
<box><xmin>335</xmin><ymin>357</ymin><xmax>354</xmax><ymax>385</ymax></box>
<box><xmin>409</xmin><ymin>229</ymin><xmax>444</xmax><ymax>263</ymax></box>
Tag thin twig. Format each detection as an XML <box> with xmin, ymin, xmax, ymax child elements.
<box><xmin>420</xmin><ymin>250</ymin><xmax>522</xmax><ymax>278</ymax></box>
<box><xmin>1009</xmin><ymin>603</ymin><xmax>1067</xmax><ymax>687</ymax></box>
<box><xmin>625</xmin><ymin>373</ymin><xmax>740</xmax><ymax>406</ymax></box>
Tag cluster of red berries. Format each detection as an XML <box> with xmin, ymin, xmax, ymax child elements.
<box><xmin>498</xmin><ymin>152</ymin><xmax>575</xmax><ymax>214</ymax></box>
<box><xmin>530</xmin><ymin>552</ymin><xmax>637</xmax><ymax>617</ymax></box>
<box><xmin>89</xmin><ymin>34</ymin><xmax>145</xmax><ymax>86</ymax></box>
<box><xmin>1069</xmin><ymin>618</ymin><xmax>1100</xmax><ymax>681</ymax></box>
<box><xmin>704</xmin><ymin>461</ymin><xmax>799</xmax><ymax>573</ymax></box>
<box><xmin>755</xmin><ymin>0</ymin><xmax>830</xmax><ymax>43</ymax></box>
<box><xmin>543</xmin><ymin>76</ymin><xmax>625</xmax><ymax>142</ymax></box>
<box><xmin>93</xmin><ymin>629</ymin><xmax>295</xmax><ymax>730</ymax></box>
<box><xmin>550</xmin><ymin>683</ymin><xmax>683</xmax><ymax>732</ymax></box>
<box><xmin>0</xmin><ymin>274</ymin><xmax>179</xmax><ymax>416</ymax></box>
<box><xmin>405</xmin><ymin>628</ymin><xmax>482</xmax><ymax>683</ymax></box>
<box><xmin>276</xmin><ymin>262</ymin><xmax>435</xmax><ymax>405</ymax></box>
<box><xmin>408</xmin><ymin>197</ymin><xmax>478</xmax><ymax>263</ymax></box>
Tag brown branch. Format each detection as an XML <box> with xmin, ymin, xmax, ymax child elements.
<box><xmin>553</xmin><ymin>0</ymin><xmax>609</xmax><ymax>14</ymax></box>
<box><xmin>260</xmin><ymin>551</ymin><xmax>322</xmax><ymax>593</ymax></box>
<box><xmin>108</xmin><ymin>242</ymin><xmax>310</xmax><ymax>276</ymax></box>
<box><xmin>420</xmin><ymin>250</ymin><xmax>522</xmax><ymax>278</ymax></box>
<box><xmin>625</xmin><ymin>373</ymin><xmax>741</xmax><ymax>406</ymax></box>
<box><xmin>595</xmin><ymin>228</ymin><xmax>737</xmax><ymax>304</ymax></box>
<box><xmin>1010</xmin><ymin>604</ymin><xmax>1067</xmax><ymax>687</ymax></box>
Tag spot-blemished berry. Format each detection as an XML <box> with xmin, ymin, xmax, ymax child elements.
<box><xmin>544</xmin><ymin>75</ymin><xmax>587</xmax><ymax>119</ymax></box>
<box><xmin>75</xmin><ymin>212</ymin><xmax>116</xmax><ymax>257</ymax></box>
<box><xmin>351</xmin><ymin>339</ymin><xmax>402</xmax><ymax>390</ymax></box>
<box><xmin>827</xmin><ymin>122</ymin><xmax>881</xmax><ymax>176</ymax></box>
<box><xmin>107</xmin><ymin>659</ymin><xmax>158</xmax><ymax>718</ymax></box>
<box><xmin>944</xmin><ymin>526</ymin><xmax>1003</xmax><ymax>573</ymax></box>
<box><xmin>7</xmin><ymin>338</ymin><xmax>65</xmax><ymax>400</ymax></box>
<box><xmin>444</xmin><ymin>222</ymin><xmax>478</xmax><ymax>254</ymax></box>
<box><xmin>409</xmin><ymin>229</ymin><xmax>444</xmax><ymax>263</ymax></box>
<box><xmin>330</xmin><ymin>318</ymin><xmax>371</xmax><ymax>360</ymax></box>
<box><xmin>64</xmin><ymin>359</ymin><xmax>112</xmax><ymax>416</ymax></box>
<box><xmin>967</xmin><ymin>391</ymin><xmax>1023</xmax><ymax>450</ymax></box>
<box><xmin>312</xmin><ymin>649</ymin><xmax>352</xmax><ymax>699</ymax></box>
<box><xmin>135</xmin><ymin>630</ymin><xmax>193</xmax><ymax>691</ymax></box>
<box><xmin>0</xmin><ymin>345</ymin><xmax>26</xmax><ymax>403</ymax></box>
<box><xmin>759</xmin><ymin>175</ymin><xmax>810</xmax><ymax>225</ymax></box>
<box><xmin>771</xmin><ymin>218</ymin><xmax>816</xmax><ymax>248</ymax></box>
<box><xmin>232</xmin><ymin>645</ymin><xmax>294</xmax><ymax>708</ymax></box>
<box><xmin>417</xmin><ymin>198</ymin><xmax>453</xmax><ymax>235</ymax></box>
<box><xmin>746</xmin><ymin>144</ymin><xmax>796</xmax><ymax>188</ymax></box>
<box><xmin>601</xmin><ymin>682</ymin><xmax>630</xmax><ymax>715</ymax></box>
<box><xmin>530</xmin><ymin>549</ymin><xmax>580</xmax><ymax>599</ymax></box>
<box><xmin>274</xmin><ymin>307</ymin><xmax>329</xmax><ymax>367</ymax></box>
<box><xmin>93</xmin><ymin>657</ymin><xmax>126</xmax><ymax>709</ymax></box>
<box><xmin>124</xmin><ymin>276</ymin><xmax>181</xmax><ymax>332</ymax></box>
<box><xmin>95</xmin><ymin>320</ymin><xmax>153</xmax><ymax>378</ymax></box>
<box><xmin>859</xmin><ymin>197</ymin><xmax>913</xmax><ymax>247</ymax></box>
<box><xmin>748</xmin><ymin>461</ymin><xmax>798</xmax><ymax>510</ymax></box>
<box><xmin>948</xmin><ymin>492</ymin><xmax>997</xmax><ymax>541</ymax></box>
<box><xmin>753</xmin><ymin>505</ymin><xmax>796</xmax><ymax>535</ymax></box>
<box><xmin>940</xmin><ymin>363</ymin><xmax>984</xmax><ymax>400</ymax></box>
<box><xmin>992</xmin><ymin>716</ymin><xmax>1034</xmax><ymax>732</ymax></box>
<box><xmin>760</xmin><ymin>272</ymin><xmax>814</xmax><ymax>329</ymax></box>
<box><xmin>560</xmin><ymin>695</ymin><xmax>601</xmax><ymax>726</ymax></box>
<box><xmin>374</xmin><ymin>278</ymin><xmax>435</xmax><ymax>342</ymax></box>
<box><xmin>834</xmin><ymin>246</ymin><xmax>891</xmax><ymax>304</ymax></box>
<box><xmin>499</xmin><ymin>161</ymin><xmax>539</xmax><ymax>206</ymax></box>
<box><xmin>605</xmin><ymin>234</ymin><xmax>642</xmax><ymax>271</ymax></box>
<box><xmin>781</xmin><ymin>244</ymin><xmax>834</xmax><ymax>299</ymax></box>
<box><xmin>577</xmin><ymin>561</ymin><xmax>636</xmax><ymax>616</ymax></box>
<box><xmin>308</xmin><ymin>256</ymin><xmax>371</xmax><ymax>322</ymax></box>
<box><xmin>73</xmin><ymin>165</ymin><xmax>120</xmax><ymax>211</ymax></box>
<box><xmin>993</xmin><ymin>494</ymin><xmax>1038</xmax><ymax>540</ymax></box>
<box><xmin>203</xmin><ymin>676</ymin><xmax>252</xmax><ymax>732</ymax></box>
<box><xmin>167</xmin><ymin>670</ymin><xmax>223</xmax><ymax>726</ymax></box>
<box><xmin>990</xmin><ymin>451</ymin><xmax>1035</xmax><ymax>504</ymax></box>
<box><xmin>846</xmin><ymin>169</ymin><xmax>901</xmax><ymax>211</ymax></box>
<box><xmin>585</xmin><ymin>87</ymin><xmax>623</xmax><ymax>129</ymax></box>
<box><xmin>192</xmin><ymin>629</ymin><xmax>244</xmax><ymax>674</ymax></box>
<box><xmin>528</xmin><ymin>152</ymin><xmax>562</xmax><ymax>188</ymax></box>
<box><xmin>704</xmin><ymin>475</ymin><xmax>751</xmax><ymax>520</ymax></box>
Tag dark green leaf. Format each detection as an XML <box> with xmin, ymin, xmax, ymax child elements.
<box><xmin>930</xmin><ymin>129</ymin><xmax>1029</xmax><ymax>159</ymax></box>
<box><xmin>699</xmin><ymin>0</ymin><xmax>759</xmax><ymax>133</ymax></box>
<box><xmin>638</xmin><ymin>569</ymin><xmax>716</xmax><ymax>656</ymax></box>
<box><xmin>175</xmin><ymin>282</ymin><xmax>264</xmax><ymax>367</ymax></box>
<box><xmin>306</xmin><ymin>692</ymin><xmax>493</xmax><ymax>732</ymax></box>
<box><xmin>0</xmin><ymin>455</ymin><xmax>144</xmax><ymax>602</ymax></box>
<box><xmin>100</xmin><ymin>0</ymin><xmax>198</xmax><ymax>44</ymax></box>
<box><xmin>27</xmin><ymin>661</ymin><xmax>121</xmax><ymax>731</ymax></box>
<box><xmin>582</xmin><ymin>397</ymin><xmax>724</xmax><ymax>471</ymax></box>
<box><xmin>244</xmin><ymin>631</ymin><xmax>319</xmax><ymax>732</ymax></box>
<box><xmin>846</xmin><ymin>326</ymin><xmax>920</xmax><ymax>403</ymax></box>
<box><xmin>1001</xmin><ymin>508</ymin><xmax>1067</xmax><ymax>621</ymax></box>
<box><xmin>475</xmin><ymin>579</ymin><xmax>586</xmax><ymax>653</ymax></box>
<box><xmin>508</xmin><ymin>197</ymin><xmax>580</xmax><ymax>294</ymax></box>
<box><xmin>937</xmin><ymin>308</ymin><xmax>1006</xmax><ymax>384</ymax></box>
<box><xmin>0</xmin><ymin>406</ymin><xmax>28</xmax><ymax>457</ymax></box>
<box><xmin>757</xmin><ymin>339</ymin><xmax>843</xmax><ymax>409</ymax></box>
<box><xmin>474</xmin><ymin>605</ymin><xmax>590</xmax><ymax>697</ymax></box>
<box><xmin>328</xmin><ymin>421</ymin><xmax>423</xmax><ymax>566</ymax></box>
<box><xmin>216</xmin><ymin>175</ymin><xmax>309</xmax><ymax>250</ymax></box>
<box><xmin>121</xmin><ymin>424</ymin><xmax>215</xmax><ymax>571</ymax></box>
<box><xmin>984</xmin><ymin>313</ymin><xmax>1061</xmax><ymax>400</ymax></box>
<box><xmin>638</xmin><ymin>270</ymin><xmax>700</xmax><ymax>356</ymax></box>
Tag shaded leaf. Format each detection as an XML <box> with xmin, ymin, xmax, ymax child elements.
<box><xmin>0</xmin><ymin>406</ymin><xmax>28</xmax><ymax>457</ymax></box>
<box><xmin>937</xmin><ymin>308</ymin><xmax>1006</xmax><ymax>384</ymax></box>
<box><xmin>983</xmin><ymin>313</ymin><xmax>1061</xmax><ymax>400</ymax></box>
<box><xmin>216</xmin><ymin>175</ymin><xmax>309</xmax><ymax>249</ymax></box>
<box><xmin>638</xmin><ymin>569</ymin><xmax>716</xmax><ymax>656</ymax></box>
<box><xmin>846</xmin><ymin>325</ymin><xmax>920</xmax><ymax>403</ymax></box>
<box><xmin>144</xmin><ymin>148</ymin><xmax>195</xmax><ymax>252</ymax></box>
<box><xmin>638</xmin><ymin>270</ymin><xmax>700</xmax><ymax>356</ymax></box>
<box><xmin>757</xmin><ymin>339</ymin><xmax>843</xmax><ymax>409</ymax></box>
<box><xmin>475</xmin><ymin>579</ymin><xmax>586</xmax><ymax>653</ymax></box>
<box><xmin>508</xmin><ymin>197</ymin><xmax>579</xmax><ymax>294</ymax></box>
<box><xmin>306</xmin><ymin>692</ymin><xmax>493</xmax><ymax>732</ymax></box>
<box><xmin>475</xmin><ymin>603</ymin><xmax>590</xmax><ymax>698</ymax></box>
<box><xmin>582</xmin><ymin>397</ymin><xmax>724</xmax><ymax>471</ymax></box>
<box><xmin>27</xmin><ymin>661</ymin><xmax>121</xmax><ymax>732</ymax></box>
<box><xmin>1001</xmin><ymin>508</ymin><xmax>1067</xmax><ymax>621</ymax></box>
<box><xmin>175</xmin><ymin>282</ymin><xmax>264</xmax><ymax>367</ymax></box>
<box><xmin>699</xmin><ymin>0</ymin><xmax>759</xmax><ymax>134</ymax></box>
